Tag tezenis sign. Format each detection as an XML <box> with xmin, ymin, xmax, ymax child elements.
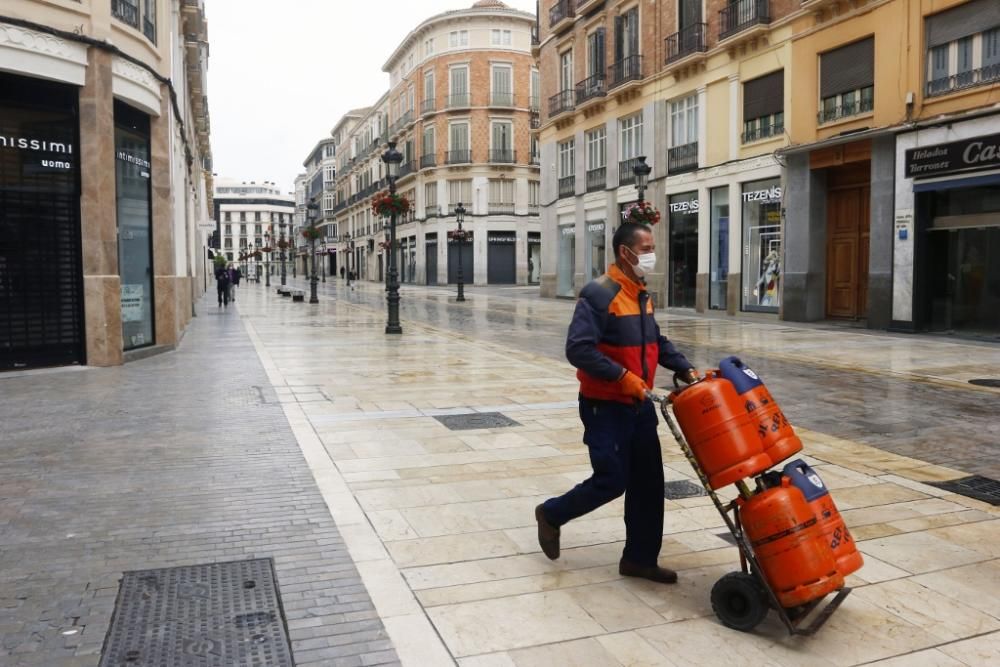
<box><xmin>904</xmin><ymin>133</ymin><xmax>1000</xmax><ymax>178</ymax></box>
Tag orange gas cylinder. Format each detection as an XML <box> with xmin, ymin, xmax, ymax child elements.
<box><xmin>718</xmin><ymin>357</ymin><xmax>803</xmax><ymax>466</ymax></box>
<box><xmin>739</xmin><ymin>477</ymin><xmax>844</xmax><ymax>608</ymax></box>
<box><xmin>783</xmin><ymin>460</ymin><xmax>864</xmax><ymax>577</ymax></box>
<box><xmin>671</xmin><ymin>372</ymin><xmax>772</xmax><ymax>489</ymax></box>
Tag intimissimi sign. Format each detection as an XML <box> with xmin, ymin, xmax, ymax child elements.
<box><xmin>1</xmin><ymin>134</ymin><xmax>74</xmax><ymax>169</ymax></box>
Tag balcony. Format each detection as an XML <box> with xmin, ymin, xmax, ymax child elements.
<box><xmin>719</xmin><ymin>0</ymin><xmax>771</xmax><ymax>42</ymax></box>
<box><xmin>817</xmin><ymin>96</ymin><xmax>874</xmax><ymax>124</ymax></box>
<box><xmin>549</xmin><ymin>89</ymin><xmax>575</xmax><ymax>117</ymax></box>
<box><xmin>488</xmin><ymin>202</ymin><xmax>515</xmax><ymax>215</ymax></box>
<box><xmin>529</xmin><ymin>96</ymin><xmax>540</xmax><ymax>112</ymax></box>
<box><xmin>420</xmin><ymin>154</ymin><xmax>437</xmax><ymax>169</ymax></box>
<box><xmin>446</xmin><ymin>93</ymin><xmax>471</xmax><ymax>109</ymax></box>
<box><xmin>618</xmin><ymin>157</ymin><xmax>642</xmax><ymax>186</ymax></box>
<box><xmin>927</xmin><ymin>64</ymin><xmax>1000</xmax><ymax>98</ymax></box>
<box><xmin>489</xmin><ymin>149</ymin><xmax>516</xmax><ymax>164</ymax></box>
<box><xmin>608</xmin><ymin>55</ymin><xmax>643</xmax><ymax>90</ymax></box>
<box><xmin>742</xmin><ymin>121</ymin><xmax>783</xmax><ymax>144</ymax></box>
<box><xmin>112</xmin><ymin>0</ymin><xmax>139</xmax><ymax>29</ymax></box>
<box><xmin>575</xmin><ymin>72</ymin><xmax>607</xmax><ymax>105</ymax></box>
<box><xmin>665</xmin><ymin>23</ymin><xmax>708</xmax><ymax>64</ymax></box>
<box><xmin>490</xmin><ymin>92</ymin><xmax>514</xmax><ymax>107</ymax></box>
<box><xmin>421</xmin><ymin>98</ymin><xmax>436</xmax><ymax>115</ymax></box>
<box><xmin>397</xmin><ymin>160</ymin><xmax>416</xmax><ymax>180</ymax></box>
<box><xmin>530</xmin><ymin>111</ymin><xmax>541</xmax><ymax>129</ymax></box>
<box><xmin>530</xmin><ymin>153</ymin><xmax>540</xmax><ymax>165</ymax></box>
<box><xmin>668</xmin><ymin>142</ymin><xmax>698</xmax><ymax>173</ymax></box>
<box><xmin>558</xmin><ymin>175</ymin><xmax>576</xmax><ymax>198</ymax></box>
<box><xmin>586</xmin><ymin>167</ymin><xmax>606</xmax><ymax>192</ymax></box>
<box><xmin>549</xmin><ymin>0</ymin><xmax>575</xmax><ymax>30</ymax></box>
<box><xmin>425</xmin><ymin>204</ymin><xmax>441</xmax><ymax>217</ymax></box>
<box><xmin>446</xmin><ymin>149</ymin><xmax>472</xmax><ymax>165</ymax></box>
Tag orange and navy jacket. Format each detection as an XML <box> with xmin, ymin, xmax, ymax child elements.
<box><xmin>566</xmin><ymin>264</ymin><xmax>691</xmax><ymax>404</ymax></box>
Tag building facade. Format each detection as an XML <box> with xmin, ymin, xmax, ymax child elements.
<box><xmin>325</xmin><ymin>0</ymin><xmax>542</xmax><ymax>287</ymax></box>
<box><xmin>1</xmin><ymin>0</ymin><xmax>213</xmax><ymax>370</ymax></box>
<box><xmin>536</xmin><ymin>0</ymin><xmax>998</xmax><ymax>336</ymax></box>
<box><xmin>212</xmin><ymin>179</ymin><xmax>295</xmax><ymax>280</ymax></box>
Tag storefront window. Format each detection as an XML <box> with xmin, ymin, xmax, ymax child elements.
<box><xmin>741</xmin><ymin>178</ymin><xmax>782</xmax><ymax>312</ymax></box>
<box><xmin>115</xmin><ymin>101</ymin><xmax>154</xmax><ymax>350</ymax></box>
<box><xmin>586</xmin><ymin>221</ymin><xmax>606</xmax><ymax>280</ymax></box>
<box><xmin>557</xmin><ymin>224</ymin><xmax>575</xmax><ymax>296</ymax></box>
<box><xmin>710</xmin><ymin>186</ymin><xmax>729</xmax><ymax>310</ymax></box>
<box><xmin>668</xmin><ymin>192</ymin><xmax>699</xmax><ymax>308</ymax></box>
<box><xmin>528</xmin><ymin>232</ymin><xmax>541</xmax><ymax>284</ymax></box>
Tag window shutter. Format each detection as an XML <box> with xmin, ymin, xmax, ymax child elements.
<box><xmin>614</xmin><ymin>15</ymin><xmax>624</xmax><ymax>61</ymax></box>
<box><xmin>743</xmin><ymin>70</ymin><xmax>784</xmax><ymax>121</ymax></box>
<box><xmin>820</xmin><ymin>37</ymin><xmax>874</xmax><ymax>98</ymax></box>
<box><xmin>927</xmin><ymin>0</ymin><xmax>1000</xmax><ymax>48</ymax></box>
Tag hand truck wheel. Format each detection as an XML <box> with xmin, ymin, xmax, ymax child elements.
<box><xmin>711</xmin><ymin>572</ymin><xmax>769</xmax><ymax>632</ymax></box>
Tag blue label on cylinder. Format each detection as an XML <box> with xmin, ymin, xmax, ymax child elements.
<box><xmin>718</xmin><ymin>356</ymin><xmax>764</xmax><ymax>395</ymax></box>
<box><xmin>782</xmin><ymin>459</ymin><xmax>829</xmax><ymax>502</ymax></box>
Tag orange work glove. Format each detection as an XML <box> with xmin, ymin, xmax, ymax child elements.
<box><xmin>618</xmin><ymin>370</ymin><xmax>649</xmax><ymax>402</ymax></box>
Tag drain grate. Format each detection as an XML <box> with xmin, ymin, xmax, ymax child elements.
<box><xmin>969</xmin><ymin>378</ymin><xmax>1000</xmax><ymax>388</ymax></box>
<box><xmin>927</xmin><ymin>475</ymin><xmax>1000</xmax><ymax>506</ymax></box>
<box><xmin>99</xmin><ymin>558</ymin><xmax>294</xmax><ymax>667</ymax></box>
<box><xmin>434</xmin><ymin>412</ymin><xmax>521</xmax><ymax>431</ymax></box>
<box><xmin>664</xmin><ymin>479</ymin><xmax>708</xmax><ymax>499</ymax></box>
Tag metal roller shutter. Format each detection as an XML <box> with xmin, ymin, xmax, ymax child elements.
<box><xmin>820</xmin><ymin>37</ymin><xmax>875</xmax><ymax>98</ymax></box>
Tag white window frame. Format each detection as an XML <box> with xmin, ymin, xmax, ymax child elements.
<box><xmin>424</xmin><ymin>38</ymin><xmax>434</xmax><ymax>56</ymax></box>
<box><xmin>559</xmin><ymin>50</ymin><xmax>574</xmax><ymax>92</ymax></box>
<box><xmin>491</xmin><ymin>29</ymin><xmax>512</xmax><ymax>45</ymax></box>
<box><xmin>558</xmin><ymin>139</ymin><xmax>575</xmax><ymax>178</ymax></box>
<box><xmin>669</xmin><ymin>95</ymin><xmax>698</xmax><ymax>147</ymax></box>
<box><xmin>449</xmin><ymin>30</ymin><xmax>468</xmax><ymax>47</ymax></box>
<box><xmin>490</xmin><ymin>120</ymin><xmax>513</xmax><ymax>151</ymax></box>
<box><xmin>449</xmin><ymin>121</ymin><xmax>470</xmax><ymax>151</ymax></box>
<box><xmin>586</xmin><ymin>127</ymin><xmax>606</xmax><ymax>170</ymax></box>
<box><xmin>491</xmin><ymin>63</ymin><xmax>513</xmax><ymax>105</ymax></box>
<box><xmin>618</xmin><ymin>113</ymin><xmax>643</xmax><ymax>160</ymax></box>
<box><xmin>449</xmin><ymin>65</ymin><xmax>469</xmax><ymax>99</ymax></box>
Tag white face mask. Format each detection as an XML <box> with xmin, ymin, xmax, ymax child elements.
<box><xmin>627</xmin><ymin>248</ymin><xmax>657</xmax><ymax>278</ymax></box>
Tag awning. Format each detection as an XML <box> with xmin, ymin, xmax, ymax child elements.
<box><xmin>913</xmin><ymin>171</ymin><xmax>1000</xmax><ymax>192</ymax></box>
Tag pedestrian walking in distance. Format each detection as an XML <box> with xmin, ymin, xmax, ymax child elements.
<box><xmin>536</xmin><ymin>222</ymin><xmax>697</xmax><ymax>584</ymax></box>
<box><xmin>230</xmin><ymin>264</ymin><xmax>242</xmax><ymax>301</ymax></box>
<box><xmin>215</xmin><ymin>263</ymin><xmax>231</xmax><ymax>307</ymax></box>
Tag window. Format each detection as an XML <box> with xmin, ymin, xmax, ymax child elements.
<box><xmin>819</xmin><ymin>37</ymin><xmax>874</xmax><ymax>122</ymax></box>
<box><xmin>323</xmin><ymin>194</ymin><xmax>334</xmax><ymax>212</ymax></box>
<box><xmin>408</xmin><ymin>86</ymin><xmax>415</xmax><ymax>113</ymax></box>
<box><xmin>423</xmin><ymin>71</ymin><xmax>434</xmax><ymax>107</ymax></box>
<box><xmin>489</xmin><ymin>179</ymin><xmax>514</xmax><ymax>204</ymax></box>
<box><xmin>424</xmin><ymin>182</ymin><xmax>438</xmax><ymax>213</ymax></box>
<box><xmin>742</xmin><ymin>70</ymin><xmax>784</xmax><ymax>143</ymax></box>
<box><xmin>558</xmin><ymin>139</ymin><xmax>575</xmax><ymax>178</ymax></box>
<box><xmin>619</xmin><ymin>113</ymin><xmax>643</xmax><ymax>160</ymax></box>
<box><xmin>425</xmin><ymin>38</ymin><xmax>434</xmax><ymax>56</ymax></box>
<box><xmin>422</xmin><ymin>126</ymin><xmax>435</xmax><ymax>157</ymax></box>
<box><xmin>224</xmin><ymin>211</ymin><xmax>231</xmax><ymax>222</ymax></box>
<box><xmin>925</xmin><ymin>0</ymin><xmax>1000</xmax><ymax>95</ymax></box>
<box><xmin>324</xmin><ymin>165</ymin><xmax>335</xmax><ymax>183</ymax></box>
<box><xmin>491</xmin><ymin>29</ymin><xmax>512</xmax><ymax>45</ymax></box>
<box><xmin>490</xmin><ymin>121</ymin><xmax>513</xmax><ymax>162</ymax></box>
<box><xmin>240</xmin><ymin>212</ymin><xmax>246</xmax><ymax>222</ymax></box>
<box><xmin>449</xmin><ymin>30</ymin><xmax>468</xmax><ymax>47</ymax></box>
<box><xmin>448</xmin><ymin>179</ymin><xmax>472</xmax><ymax>206</ymax></box>
<box><xmin>529</xmin><ymin>181</ymin><xmax>540</xmax><ymax>207</ymax></box>
<box><xmin>254</xmin><ymin>211</ymin><xmax>261</xmax><ymax>222</ymax></box>
<box><xmin>491</xmin><ymin>64</ymin><xmax>513</xmax><ymax>105</ymax></box>
<box><xmin>254</xmin><ymin>224</ymin><xmax>262</xmax><ymax>234</ymax></box>
<box><xmin>449</xmin><ymin>123</ymin><xmax>469</xmax><ymax>151</ymax></box>
<box><xmin>240</xmin><ymin>224</ymin><xmax>247</xmax><ymax>235</ymax></box>
<box><xmin>530</xmin><ymin>69</ymin><xmax>540</xmax><ymax>109</ymax></box>
<box><xmin>614</xmin><ymin>6</ymin><xmax>639</xmax><ymax>62</ymax></box>
<box><xmin>587</xmin><ymin>28</ymin><xmax>606</xmax><ymax>78</ymax></box>
<box><xmin>112</xmin><ymin>0</ymin><xmax>156</xmax><ymax>44</ymax></box>
<box><xmin>586</xmin><ymin>127</ymin><xmax>606</xmax><ymax>170</ymax></box>
<box><xmin>559</xmin><ymin>50</ymin><xmax>574</xmax><ymax>92</ymax></box>
<box><xmin>670</xmin><ymin>95</ymin><xmax>697</xmax><ymax>147</ymax></box>
<box><xmin>224</xmin><ymin>224</ymin><xmax>232</xmax><ymax>234</ymax></box>
<box><xmin>449</xmin><ymin>66</ymin><xmax>469</xmax><ymax>106</ymax></box>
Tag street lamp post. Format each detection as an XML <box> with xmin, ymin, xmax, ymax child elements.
<box><xmin>381</xmin><ymin>141</ymin><xmax>403</xmax><ymax>335</ymax></box>
<box><xmin>307</xmin><ymin>198</ymin><xmax>319</xmax><ymax>303</ymax></box>
<box><xmin>279</xmin><ymin>217</ymin><xmax>287</xmax><ymax>287</ymax></box>
<box><xmin>452</xmin><ymin>202</ymin><xmax>467</xmax><ymax>302</ymax></box>
<box><xmin>633</xmin><ymin>155</ymin><xmax>651</xmax><ymax>204</ymax></box>
<box><xmin>264</xmin><ymin>232</ymin><xmax>271</xmax><ymax>287</ymax></box>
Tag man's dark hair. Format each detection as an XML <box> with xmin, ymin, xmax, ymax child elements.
<box><xmin>612</xmin><ymin>222</ymin><xmax>651</xmax><ymax>260</ymax></box>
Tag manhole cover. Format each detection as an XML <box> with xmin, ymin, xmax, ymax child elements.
<box><xmin>434</xmin><ymin>412</ymin><xmax>521</xmax><ymax>431</ymax></box>
<box><xmin>968</xmin><ymin>379</ymin><xmax>1000</xmax><ymax>388</ymax></box>
<box><xmin>99</xmin><ymin>558</ymin><xmax>293</xmax><ymax>667</ymax></box>
<box><xmin>927</xmin><ymin>475</ymin><xmax>1000</xmax><ymax>506</ymax></box>
<box><xmin>664</xmin><ymin>479</ymin><xmax>707</xmax><ymax>499</ymax></box>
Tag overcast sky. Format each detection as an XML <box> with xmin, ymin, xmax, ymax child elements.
<box><xmin>207</xmin><ymin>0</ymin><xmax>537</xmax><ymax>194</ymax></box>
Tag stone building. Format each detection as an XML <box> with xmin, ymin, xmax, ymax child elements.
<box><xmin>212</xmin><ymin>178</ymin><xmax>295</xmax><ymax>280</ymax></box>
<box><xmin>1</xmin><ymin>0</ymin><xmax>213</xmax><ymax>370</ymax></box>
<box><xmin>324</xmin><ymin>0</ymin><xmax>542</xmax><ymax>287</ymax></box>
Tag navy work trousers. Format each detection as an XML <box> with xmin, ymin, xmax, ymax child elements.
<box><xmin>542</xmin><ymin>397</ymin><xmax>665</xmax><ymax>566</ymax></box>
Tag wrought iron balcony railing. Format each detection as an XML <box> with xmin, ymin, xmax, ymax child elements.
<box><xmin>558</xmin><ymin>175</ymin><xmax>576</xmax><ymax>198</ymax></box>
<box><xmin>530</xmin><ymin>111</ymin><xmax>541</xmax><ymax>129</ymax></box>
<box><xmin>741</xmin><ymin>122</ymin><xmax>783</xmax><ymax>143</ymax></box>
<box><xmin>421</xmin><ymin>98</ymin><xmax>436</xmax><ymax>114</ymax></box>
<box><xmin>719</xmin><ymin>0</ymin><xmax>770</xmax><ymax>41</ymax></box>
<box><xmin>575</xmin><ymin>72</ymin><xmax>607</xmax><ymax>104</ymax></box>
<box><xmin>586</xmin><ymin>167</ymin><xmax>606</xmax><ymax>192</ymax></box>
<box><xmin>420</xmin><ymin>154</ymin><xmax>437</xmax><ymax>169</ymax></box>
<box><xmin>397</xmin><ymin>160</ymin><xmax>416</xmax><ymax>180</ymax></box>
<box><xmin>489</xmin><ymin>149</ymin><xmax>516</xmax><ymax>164</ymax></box>
<box><xmin>618</xmin><ymin>157</ymin><xmax>642</xmax><ymax>186</ymax></box>
<box><xmin>112</xmin><ymin>0</ymin><xmax>140</xmax><ymax>29</ymax></box>
<box><xmin>666</xmin><ymin>23</ymin><xmax>708</xmax><ymax>63</ymax></box>
<box><xmin>817</xmin><ymin>96</ymin><xmax>874</xmax><ymax>124</ymax></box>
<box><xmin>446</xmin><ymin>93</ymin><xmax>471</xmax><ymax>109</ymax></box>
<box><xmin>490</xmin><ymin>92</ymin><xmax>514</xmax><ymax>107</ymax></box>
<box><xmin>549</xmin><ymin>89</ymin><xmax>575</xmax><ymax>117</ymax></box>
<box><xmin>549</xmin><ymin>0</ymin><xmax>575</xmax><ymax>28</ymax></box>
<box><xmin>488</xmin><ymin>202</ymin><xmax>515</xmax><ymax>215</ymax></box>
<box><xmin>608</xmin><ymin>55</ymin><xmax>643</xmax><ymax>89</ymax></box>
<box><xmin>446</xmin><ymin>149</ymin><xmax>472</xmax><ymax>164</ymax></box>
<box><xmin>927</xmin><ymin>64</ymin><xmax>1000</xmax><ymax>97</ymax></box>
<box><xmin>668</xmin><ymin>142</ymin><xmax>698</xmax><ymax>173</ymax></box>
<box><xmin>425</xmin><ymin>204</ymin><xmax>441</xmax><ymax>217</ymax></box>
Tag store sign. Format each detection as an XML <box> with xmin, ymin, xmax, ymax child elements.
<box><xmin>905</xmin><ymin>133</ymin><xmax>1000</xmax><ymax>178</ymax></box>
<box><xmin>561</xmin><ymin>226</ymin><xmax>575</xmax><ymax>236</ymax></box>
<box><xmin>120</xmin><ymin>285</ymin><xmax>144</xmax><ymax>323</ymax></box>
<box><xmin>2</xmin><ymin>133</ymin><xmax>75</xmax><ymax>169</ymax></box>
<box><xmin>741</xmin><ymin>186</ymin><xmax>782</xmax><ymax>203</ymax></box>
<box><xmin>587</xmin><ymin>222</ymin><xmax>605</xmax><ymax>233</ymax></box>
<box><xmin>668</xmin><ymin>199</ymin><xmax>701</xmax><ymax>213</ymax></box>
<box><xmin>488</xmin><ymin>234</ymin><xmax>516</xmax><ymax>244</ymax></box>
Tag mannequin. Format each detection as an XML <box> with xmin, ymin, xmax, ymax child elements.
<box><xmin>755</xmin><ymin>249</ymin><xmax>780</xmax><ymax>307</ymax></box>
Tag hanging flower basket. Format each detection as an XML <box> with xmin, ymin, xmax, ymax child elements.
<box><xmin>301</xmin><ymin>226</ymin><xmax>322</xmax><ymax>242</ymax></box>
<box><xmin>371</xmin><ymin>191</ymin><xmax>411</xmax><ymax>217</ymax></box>
<box><xmin>276</xmin><ymin>239</ymin><xmax>289</xmax><ymax>250</ymax></box>
<box><xmin>377</xmin><ymin>239</ymin><xmax>399</xmax><ymax>251</ymax></box>
<box><xmin>259</xmin><ymin>246</ymin><xmax>272</xmax><ymax>254</ymax></box>
<box><xmin>623</xmin><ymin>201</ymin><xmax>661</xmax><ymax>226</ymax></box>
<box><xmin>251</xmin><ymin>250</ymin><xmax>262</xmax><ymax>259</ymax></box>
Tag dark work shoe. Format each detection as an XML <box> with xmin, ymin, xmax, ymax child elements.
<box><xmin>535</xmin><ymin>504</ymin><xmax>560</xmax><ymax>560</ymax></box>
<box><xmin>619</xmin><ymin>558</ymin><xmax>678</xmax><ymax>584</ymax></box>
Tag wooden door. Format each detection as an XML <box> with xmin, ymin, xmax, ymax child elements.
<box><xmin>826</xmin><ymin>173</ymin><xmax>871</xmax><ymax>319</ymax></box>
